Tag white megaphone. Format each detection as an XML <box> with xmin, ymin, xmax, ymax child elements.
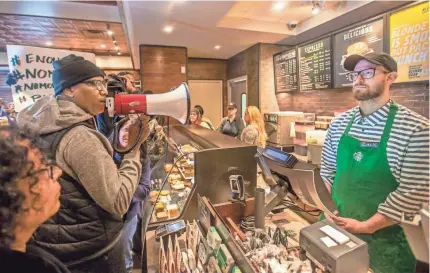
<box><xmin>105</xmin><ymin>82</ymin><xmax>191</xmax><ymax>124</ymax></box>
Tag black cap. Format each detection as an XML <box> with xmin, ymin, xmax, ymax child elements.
<box><xmin>344</xmin><ymin>52</ymin><xmax>397</xmax><ymax>72</ymax></box>
<box><xmin>227</xmin><ymin>102</ymin><xmax>237</xmax><ymax>109</ymax></box>
<box><xmin>52</xmin><ymin>54</ymin><xmax>105</xmax><ymax>96</ymax></box>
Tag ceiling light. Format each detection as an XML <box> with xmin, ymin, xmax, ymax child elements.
<box><xmin>214</xmin><ymin>45</ymin><xmax>221</xmax><ymax>50</ymax></box>
<box><xmin>272</xmin><ymin>1</ymin><xmax>285</xmax><ymax>11</ymax></box>
<box><xmin>115</xmin><ymin>46</ymin><xmax>119</xmax><ymax>50</ymax></box>
<box><xmin>45</xmin><ymin>41</ymin><xmax>52</xmax><ymax>46</ymax></box>
<box><xmin>312</xmin><ymin>7</ymin><xmax>320</xmax><ymax>14</ymax></box>
<box><xmin>113</xmin><ymin>40</ymin><xmax>117</xmax><ymax>43</ymax></box>
<box><xmin>117</xmin><ymin>52</ymin><xmax>121</xmax><ymax>55</ymax></box>
<box><xmin>163</xmin><ymin>25</ymin><xmax>174</xmax><ymax>33</ymax></box>
<box><xmin>107</xmin><ymin>30</ymin><xmax>114</xmax><ymax>36</ymax></box>
<box><xmin>100</xmin><ymin>44</ymin><xmax>106</xmax><ymax>48</ymax></box>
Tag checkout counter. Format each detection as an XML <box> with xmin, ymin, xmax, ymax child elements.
<box><xmin>140</xmin><ymin>125</ymin><xmax>428</xmax><ymax>273</ymax></box>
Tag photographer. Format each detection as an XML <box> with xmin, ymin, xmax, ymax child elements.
<box><xmin>96</xmin><ymin>73</ymin><xmax>151</xmax><ymax>272</ymax></box>
<box><xmin>17</xmin><ymin>55</ymin><xmax>149</xmax><ymax>273</ymax></box>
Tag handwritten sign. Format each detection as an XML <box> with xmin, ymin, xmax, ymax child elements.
<box><xmin>390</xmin><ymin>2</ymin><xmax>429</xmax><ymax>82</ymax></box>
<box><xmin>6</xmin><ymin>45</ymin><xmax>95</xmax><ymax>112</ymax></box>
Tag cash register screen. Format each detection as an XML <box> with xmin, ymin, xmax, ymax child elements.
<box><xmin>266</xmin><ymin>147</ymin><xmax>289</xmax><ymax>161</ymax></box>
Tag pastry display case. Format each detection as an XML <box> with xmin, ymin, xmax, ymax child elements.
<box><xmin>143</xmin><ymin>124</ymin><xmax>258</xmax><ymax>230</ymax></box>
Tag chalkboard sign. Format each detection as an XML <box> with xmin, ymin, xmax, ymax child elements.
<box><xmin>334</xmin><ymin>19</ymin><xmax>384</xmax><ymax>87</ymax></box>
<box><xmin>274</xmin><ymin>48</ymin><xmax>298</xmax><ymax>93</ymax></box>
<box><xmin>299</xmin><ymin>37</ymin><xmax>332</xmax><ymax>91</ymax></box>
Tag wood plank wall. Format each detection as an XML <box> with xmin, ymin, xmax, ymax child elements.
<box><xmin>140</xmin><ymin>45</ymin><xmax>187</xmax><ymax>94</ymax></box>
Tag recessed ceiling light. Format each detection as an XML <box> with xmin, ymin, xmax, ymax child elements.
<box><xmin>100</xmin><ymin>44</ymin><xmax>106</xmax><ymax>48</ymax></box>
<box><xmin>214</xmin><ymin>45</ymin><xmax>221</xmax><ymax>50</ymax></box>
<box><xmin>115</xmin><ymin>46</ymin><xmax>119</xmax><ymax>50</ymax></box>
<box><xmin>272</xmin><ymin>1</ymin><xmax>285</xmax><ymax>11</ymax></box>
<box><xmin>107</xmin><ymin>30</ymin><xmax>114</xmax><ymax>36</ymax></box>
<box><xmin>117</xmin><ymin>52</ymin><xmax>121</xmax><ymax>55</ymax></box>
<box><xmin>45</xmin><ymin>41</ymin><xmax>52</xmax><ymax>46</ymax></box>
<box><xmin>163</xmin><ymin>25</ymin><xmax>173</xmax><ymax>33</ymax></box>
<box><xmin>113</xmin><ymin>40</ymin><xmax>117</xmax><ymax>43</ymax></box>
<box><xmin>312</xmin><ymin>7</ymin><xmax>320</xmax><ymax>14</ymax></box>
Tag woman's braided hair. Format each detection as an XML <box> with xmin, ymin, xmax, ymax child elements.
<box><xmin>0</xmin><ymin>126</ymin><xmax>41</xmax><ymax>248</ymax></box>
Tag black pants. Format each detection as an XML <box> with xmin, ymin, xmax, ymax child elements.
<box><xmin>68</xmin><ymin>240</ymin><xmax>125</xmax><ymax>273</ymax></box>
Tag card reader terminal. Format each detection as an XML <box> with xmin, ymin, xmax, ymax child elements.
<box><xmin>262</xmin><ymin>146</ymin><xmax>298</xmax><ymax>168</ymax></box>
<box><xmin>155</xmin><ymin>220</ymin><xmax>186</xmax><ymax>242</ymax></box>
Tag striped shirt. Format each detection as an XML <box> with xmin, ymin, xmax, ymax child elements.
<box><xmin>320</xmin><ymin>100</ymin><xmax>429</xmax><ymax>222</ymax></box>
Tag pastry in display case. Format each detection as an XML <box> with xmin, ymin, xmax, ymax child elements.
<box><xmin>143</xmin><ymin>124</ymin><xmax>257</xmax><ymax>232</ymax></box>
<box><xmin>149</xmin><ymin>142</ymin><xmax>197</xmax><ymax>223</ymax></box>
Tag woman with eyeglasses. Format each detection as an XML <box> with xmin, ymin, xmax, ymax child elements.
<box><xmin>0</xmin><ymin>127</ymin><xmax>68</xmax><ymax>273</ymax></box>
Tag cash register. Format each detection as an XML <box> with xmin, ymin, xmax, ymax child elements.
<box><xmin>257</xmin><ymin>146</ymin><xmax>370</xmax><ymax>273</ymax></box>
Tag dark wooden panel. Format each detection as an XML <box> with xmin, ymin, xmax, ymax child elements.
<box><xmin>0</xmin><ymin>14</ymin><xmax>127</xmax><ymax>54</ymax></box>
<box><xmin>140</xmin><ymin>45</ymin><xmax>187</xmax><ymax>95</ymax></box>
<box><xmin>188</xmin><ymin>58</ymin><xmax>228</xmax><ymax>115</ymax></box>
<box><xmin>227</xmin><ymin>44</ymin><xmax>259</xmax><ymax>108</ymax></box>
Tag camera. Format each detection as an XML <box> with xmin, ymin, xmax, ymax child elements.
<box><xmin>288</xmin><ymin>21</ymin><xmax>298</xmax><ymax>29</ymax></box>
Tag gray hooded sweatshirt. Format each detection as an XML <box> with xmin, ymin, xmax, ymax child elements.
<box><xmin>17</xmin><ymin>96</ymin><xmax>142</xmax><ymax>216</ymax></box>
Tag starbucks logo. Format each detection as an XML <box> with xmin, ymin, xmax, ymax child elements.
<box><xmin>353</xmin><ymin>152</ymin><xmax>363</xmax><ymax>162</ymax></box>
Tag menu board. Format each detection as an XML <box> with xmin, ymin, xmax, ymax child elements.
<box><xmin>299</xmin><ymin>37</ymin><xmax>332</xmax><ymax>91</ymax></box>
<box><xmin>390</xmin><ymin>2</ymin><xmax>429</xmax><ymax>82</ymax></box>
<box><xmin>274</xmin><ymin>49</ymin><xmax>298</xmax><ymax>92</ymax></box>
<box><xmin>334</xmin><ymin>19</ymin><xmax>384</xmax><ymax>87</ymax></box>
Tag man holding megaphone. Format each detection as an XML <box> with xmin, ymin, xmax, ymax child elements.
<box><xmin>17</xmin><ymin>54</ymin><xmax>150</xmax><ymax>273</ymax></box>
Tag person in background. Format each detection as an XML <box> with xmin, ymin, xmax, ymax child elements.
<box><xmin>17</xmin><ymin>55</ymin><xmax>149</xmax><ymax>273</ymax></box>
<box><xmin>0</xmin><ymin>127</ymin><xmax>68</xmax><ymax>273</ymax></box>
<box><xmin>115</xmin><ymin>119</ymin><xmax>150</xmax><ymax>273</ymax></box>
<box><xmin>241</xmin><ymin>106</ymin><xmax>267</xmax><ymax>147</ymax></box>
<box><xmin>194</xmin><ymin>104</ymin><xmax>215</xmax><ymax>130</ymax></box>
<box><xmin>320</xmin><ymin>52</ymin><xmax>429</xmax><ymax>273</ymax></box>
<box><xmin>189</xmin><ymin>107</ymin><xmax>212</xmax><ymax>129</ymax></box>
<box><xmin>96</xmin><ymin>73</ymin><xmax>151</xmax><ymax>272</ymax></box>
<box><xmin>217</xmin><ymin>102</ymin><xmax>245</xmax><ymax>138</ymax></box>
<box><xmin>96</xmin><ymin>74</ymin><xmax>126</xmax><ymax>137</ymax></box>
<box><xmin>118</xmin><ymin>71</ymin><xmax>138</xmax><ymax>93</ymax></box>
<box><xmin>0</xmin><ymin>98</ymin><xmax>16</xmax><ymax>126</ymax></box>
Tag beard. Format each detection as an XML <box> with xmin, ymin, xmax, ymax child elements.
<box><xmin>352</xmin><ymin>81</ymin><xmax>385</xmax><ymax>101</ymax></box>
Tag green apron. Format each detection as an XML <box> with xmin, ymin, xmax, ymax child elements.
<box><xmin>330</xmin><ymin>103</ymin><xmax>416</xmax><ymax>273</ymax></box>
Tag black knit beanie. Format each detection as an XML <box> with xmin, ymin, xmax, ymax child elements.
<box><xmin>52</xmin><ymin>54</ymin><xmax>105</xmax><ymax>96</ymax></box>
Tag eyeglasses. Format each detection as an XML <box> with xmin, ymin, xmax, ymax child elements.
<box><xmin>25</xmin><ymin>165</ymin><xmax>56</xmax><ymax>180</ymax></box>
<box><xmin>347</xmin><ymin>68</ymin><xmax>389</xmax><ymax>81</ymax></box>
<box><xmin>83</xmin><ymin>80</ymin><xmax>108</xmax><ymax>91</ymax></box>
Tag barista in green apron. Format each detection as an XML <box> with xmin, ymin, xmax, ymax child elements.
<box><xmin>319</xmin><ymin>52</ymin><xmax>427</xmax><ymax>273</ymax></box>
<box><xmin>327</xmin><ymin>102</ymin><xmax>415</xmax><ymax>273</ymax></box>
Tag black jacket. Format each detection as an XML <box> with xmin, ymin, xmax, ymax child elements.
<box><xmin>30</xmin><ymin>123</ymin><xmax>123</xmax><ymax>265</ymax></box>
<box><xmin>0</xmin><ymin>245</ymin><xmax>70</xmax><ymax>273</ymax></box>
<box><xmin>217</xmin><ymin>116</ymin><xmax>245</xmax><ymax>138</ymax></box>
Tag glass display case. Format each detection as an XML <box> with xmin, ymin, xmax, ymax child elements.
<box><xmin>143</xmin><ymin>124</ymin><xmax>258</xmax><ymax>229</ymax></box>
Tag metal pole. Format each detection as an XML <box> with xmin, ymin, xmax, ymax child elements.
<box><xmin>254</xmin><ymin>188</ymin><xmax>265</xmax><ymax>229</ymax></box>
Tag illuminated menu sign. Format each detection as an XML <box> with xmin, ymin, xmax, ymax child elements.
<box><xmin>334</xmin><ymin>19</ymin><xmax>384</xmax><ymax>87</ymax></box>
<box><xmin>299</xmin><ymin>37</ymin><xmax>332</xmax><ymax>91</ymax></box>
<box><xmin>274</xmin><ymin>48</ymin><xmax>298</xmax><ymax>92</ymax></box>
<box><xmin>390</xmin><ymin>2</ymin><xmax>429</xmax><ymax>82</ymax></box>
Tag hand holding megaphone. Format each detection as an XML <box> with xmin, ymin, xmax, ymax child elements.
<box><xmin>112</xmin><ymin>114</ymin><xmax>151</xmax><ymax>154</ymax></box>
<box><xmin>106</xmin><ymin>83</ymin><xmax>191</xmax><ymax>124</ymax></box>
